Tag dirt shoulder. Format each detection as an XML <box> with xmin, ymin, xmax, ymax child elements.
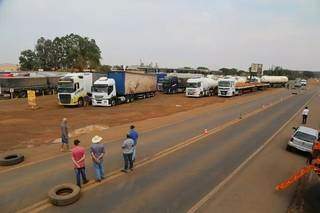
<box><xmin>0</xmin><ymin>88</ymin><xmax>285</xmax><ymax>152</ymax></box>
<box><xmin>198</xmin><ymin>89</ymin><xmax>320</xmax><ymax>213</ymax></box>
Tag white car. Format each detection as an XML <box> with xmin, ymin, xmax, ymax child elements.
<box><xmin>287</xmin><ymin>126</ymin><xmax>319</xmax><ymax>153</ymax></box>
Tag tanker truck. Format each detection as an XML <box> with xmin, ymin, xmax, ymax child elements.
<box><xmin>91</xmin><ymin>71</ymin><xmax>157</xmax><ymax>107</ymax></box>
<box><xmin>260</xmin><ymin>76</ymin><xmax>288</xmax><ymax>87</ymax></box>
<box><xmin>185</xmin><ymin>77</ymin><xmax>218</xmax><ymax>97</ymax></box>
<box><xmin>218</xmin><ymin>77</ymin><xmax>269</xmax><ymax>97</ymax></box>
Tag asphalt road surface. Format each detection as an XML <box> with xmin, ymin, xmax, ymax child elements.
<box><xmin>0</xmin><ymin>88</ymin><xmax>317</xmax><ymax>212</ymax></box>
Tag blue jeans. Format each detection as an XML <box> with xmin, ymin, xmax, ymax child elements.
<box><xmin>74</xmin><ymin>167</ymin><xmax>87</xmax><ymax>187</ymax></box>
<box><xmin>93</xmin><ymin>161</ymin><xmax>105</xmax><ymax>180</ymax></box>
<box><xmin>123</xmin><ymin>153</ymin><xmax>133</xmax><ymax>170</ymax></box>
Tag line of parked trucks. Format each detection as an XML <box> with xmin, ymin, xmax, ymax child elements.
<box><xmin>161</xmin><ymin>73</ymin><xmax>289</xmax><ymax>97</ymax></box>
<box><xmin>0</xmin><ymin>70</ymin><xmax>291</xmax><ymax>107</ymax></box>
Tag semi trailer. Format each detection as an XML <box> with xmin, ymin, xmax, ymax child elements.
<box><xmin>91</xmin><ymin>71</ymin><xmax>157</xmax><ymax>107</ymax></box>
<box><xmin>218</xmin><ymin>78</ymin><xmax>269</xmax><ymax>97</ymax></box>
<box><xmin>185</xmin><ymin>77</ymin><xmax>218</xmax><ymax>97</ymax></box>
<box><xmin>260</xmin><ymin>76</ymin><xmax>288</xmax><ymax>87</ymax></box>
<box><xmin>0</xmin><ymin>76</ymin><xmax>60</xmax><ymax>98</ymax></box>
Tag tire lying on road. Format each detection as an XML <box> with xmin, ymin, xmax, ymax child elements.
<box><xmin>48</xmin><ymin>183</ymin><xmax>81</xmax><ymax>206</ymax></box>
<box><xmin>0</xmin><ymin>154</ymin><xmax>24</xmax><ymax>166</ymax></box>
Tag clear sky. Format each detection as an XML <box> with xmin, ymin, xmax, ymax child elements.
<box><xmin>0</xmin><ymin>0</ymin><xmax>319</xmax><ymax>71</ymax></box>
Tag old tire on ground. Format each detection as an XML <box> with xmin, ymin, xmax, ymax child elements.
<box><xmin>0</xmin><ymin>154</ymin><xmax>24</xmax><ymax>166</ymax></box>
<box><xmin>48</xmin><ymin>183</ymin><xmax>81</xmax><ymax>206</ymax></box>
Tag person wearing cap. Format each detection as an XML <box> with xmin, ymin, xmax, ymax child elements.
<box><xmin>128</xmin><ymin>125</ymin><xmax>139</xmax><ymax>161</ymax></box>
<box><xmin>90</xmin><ymin>135</ymin><xmax>106</xmax><ymax>182</ymax></box>
<box><xmin>121</xmin><ymin>134</ymin><xmax>134</xmax><ymax>173</ymax></box>
<box><xmin>60</xmin><ymin>118</ymin><xmax>69</xmax><ymax>151</ymax></box>
<box><xmin>71</xmin><ymin>139</ymin><xmax>89</xmax><ymax>187</ymax></box>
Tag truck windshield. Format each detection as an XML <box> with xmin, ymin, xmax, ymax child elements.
<box><xmin>57</xmin><ymin>82</ymin><xmax>75</xmax><ymax>93</ymax></box>
<box><xmin>218</xmin><ymin>81</ymin><xmax>231</xmax><ymax>87</ymax></box>
<box><xmin>294</xmin><ymin>131</ymin><xmax>317</xmax><ymax>143</ymax></box>
<box><xmin>163</xmin><ymin>79</ymin><xmax>172</xmax><ymax>86</ymax></box>
<box><xmin>92</xmin><ymin>85</ymin><xmax>108</xmax><ymax>93</ymax></box>
<box><xmin>186</xmin><ymin>82</ymin><xmax>201</xmax><ymax>88</ymax></box>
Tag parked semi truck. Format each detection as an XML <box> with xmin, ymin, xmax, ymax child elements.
<box><xmin>156</xmin><ymin>72</ymin><xmax>167</xmax><ymax>91</ymax></box>
<box><xmin>57</xmin><ymin>72</ymin><xmax>104</xmax><ymax>106</ymax></box>
<box><xmin>162</xmin><ymin>73</ymin><xmax>203</xmax><ymax>94</ymax></box>
<box><xmin>0</xmin><ymin>76</ymin><xmax>60</xmax><ymax>98</ymax></box>
<box><xmin>186</xmin><ymin>77</ymin><xmax>218</xmax><ymax>97</ymax></box>
<box><xmin>218</xmin><ymin>77</ymin><xmax>269</xmax><ymax>97</ymax></box>
<box><xmin>91</xmin><ymin>71</ymin><xmax>157</xmax><ymax>107</ymax></box>
<box><xmin>260</xmin><ymin>76</ymin><xmax>288</xmax><ymax>87</ymax></box>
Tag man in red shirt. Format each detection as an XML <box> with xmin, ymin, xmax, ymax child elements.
<box><xmin>71</xmin><ymin>139</ymin><xmax>89</xmax><ymax>187</ymax></box>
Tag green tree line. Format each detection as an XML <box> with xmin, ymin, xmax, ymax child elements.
<box><xmin>19</xmin><ymin>34</ymin><xmax>101</xmax><ymax>71</ymax></box>
<box><xmin>263</xmin><ymin>66</ymin><xmax>316</xmax><ymax>80</ymax></box>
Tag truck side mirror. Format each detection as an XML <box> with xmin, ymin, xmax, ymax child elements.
<box><xmin>292</xmin><ymin>127</ymin><xmax>297</xmax><ymax>131</ymax></box>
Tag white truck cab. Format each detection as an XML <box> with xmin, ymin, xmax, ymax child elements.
<box><xmin>186</xmin><ymin>77</ymin><xmax>217</xmax><ymax>97</ymax></box>
<box><xmin>218</xmin><ymin>78</ymin><xmax>236</xmax><ymax>97</ymax></box>
<box><xmin>57</xmin><ymin>73</ymin><xmax>93</xmax><ymax>106</ymax></box>
<box><xmin>92</xmin><ymin>77</ymin><xmax>118</xmax><ymax>106</ymax></box>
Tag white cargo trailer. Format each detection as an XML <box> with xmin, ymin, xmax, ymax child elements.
<box><xmin>92</xmin><ymin>71</ymin><xmax>157</xmax><ymax>107</ymax></box>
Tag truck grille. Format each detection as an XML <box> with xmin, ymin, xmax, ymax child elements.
<box><xmin>221</xmin><ymin>91</ymin><xmax>227</xmax><ymax>95</ymax></box>
<box><xmin>59</xmin><ymin>94</ymin><xmax>71</xmax><ymax>104</ymax></box>
<box><xmin>94</xmin><ymin>95</ymin><xmax>103</xmax><ymax>101</ymax></box>
<box><xmin>187</xmin><ymin>89</ymin><xmax>195</xmax><ymax>95</ymax></box>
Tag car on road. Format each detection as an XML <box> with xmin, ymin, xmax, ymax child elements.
<box><xmin>287</xmin><ymin>126</ymin><xmax>319</xmax><ymax>153</ymax></box>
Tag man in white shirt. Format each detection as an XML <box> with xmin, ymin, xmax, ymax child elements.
<box><xmin>121</xmin><ymin>134</ymin><xmax>134</xmax><ymax>173</ymax></box>
<box><xmin>302</xmin><ymin>106</ymin><xmax>309</xmax><ymax>124</ymax></box>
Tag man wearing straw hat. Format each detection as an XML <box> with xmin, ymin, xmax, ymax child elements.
<box><xmin>90</xmin><ymin>135</ymin><xmax>106</xmax><ymax>182</ymax></box>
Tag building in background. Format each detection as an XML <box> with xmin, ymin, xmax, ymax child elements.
<box><xmin>0</xmin><ymin>63</ymin><xmax>19</xmax><ymax>71</ymax></box>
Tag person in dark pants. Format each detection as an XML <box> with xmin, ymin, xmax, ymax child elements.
<box><xmin>71</xmin><ymin>139</ymin><xmax>89</xmax><ymax>187</ymax></box>
<box><xmin>121</xmin><ymin>134</ymin><xmax>134</xmax><ymax>173</ymax></box>
<box><xmin>128</xmin><ymin>125</ymin><xmax>139</xmax><ymax>161</ymax></box>
<box><xmin>302</xmin><ymin>107</ymin><xmax>309</xmax><ymax>124</ymax></box>
<box><xmin>60</xmin><ymin>118</ymin><xmax>69</xmax><ymax>151</ymax></box>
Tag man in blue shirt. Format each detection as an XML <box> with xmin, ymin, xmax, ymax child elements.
<box><xmin>128</xmin><ymin>125</ymin><xmax>139</xmax><ymax>161</ymax></box>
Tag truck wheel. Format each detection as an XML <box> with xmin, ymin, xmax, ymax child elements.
<box><xmin>78</xmin><ymin>98</ymin><xmax>84</xmax><ymax>107</ymax></box>
<box><xmin>19</xmin><ymin>91</ymin><xmax>27</xmax><ymax>98</ymax></box>
<box><xmin>48</xmin><ymin>183</ymin><xmax>81</xmax><ymax>206</ymax></box>
<box><xmin>286</xmin><ymin>145</ymin><xmax>292</xmax><ymax>152</ymax></box>
<box><xmin>0</xmin><ymin>154</ymin><xmax>24</xmax><ymax>166</ymax></box>
<box><xmin>111</xmin><ymin>99</ymin><xmax>116</xmax><ymax>106</ymax></box>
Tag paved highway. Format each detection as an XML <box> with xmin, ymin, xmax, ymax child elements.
<box><xmin>0</xmin><ymin>88</ymin><xmax>316</xmax><ymax>212</ymax></box>
<box><xmin>42</xmin><ymin>89</ymin><xmax>316</xmax><ymax>213</ymax></box>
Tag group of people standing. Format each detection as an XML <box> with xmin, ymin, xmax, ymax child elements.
<box><xmin>60</xmin><ymin>118</ymin><xmax>139</xmax><ymax>187</ymax></box>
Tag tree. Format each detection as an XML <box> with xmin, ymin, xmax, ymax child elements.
<box><xmin>18</xmin><ymin>34</ymin><xmax>102</xmax><ymax>71</ymax></box>
<box><xmin>19</xmin><ymin>50</ymin><xmax>38</xmax><ymax>70</ymax></box>
<box><xmin>35</xmin><ymin>37</ymin><xmax>55</xmax><ymax>70</ymax></box>
<box><xmin>99</xmin><ymin>65</ymin><xmax>112</xmax><ymax>72</ymax></box>
<box><xmin>219</xmin><ymin>68</ymin><xmax>238</xmax><ymax>75</ymax></box>
<box><xmin>197</xmin><ymin>66</ymin><xmax>209</xmax><ymax>70</ymax></box>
